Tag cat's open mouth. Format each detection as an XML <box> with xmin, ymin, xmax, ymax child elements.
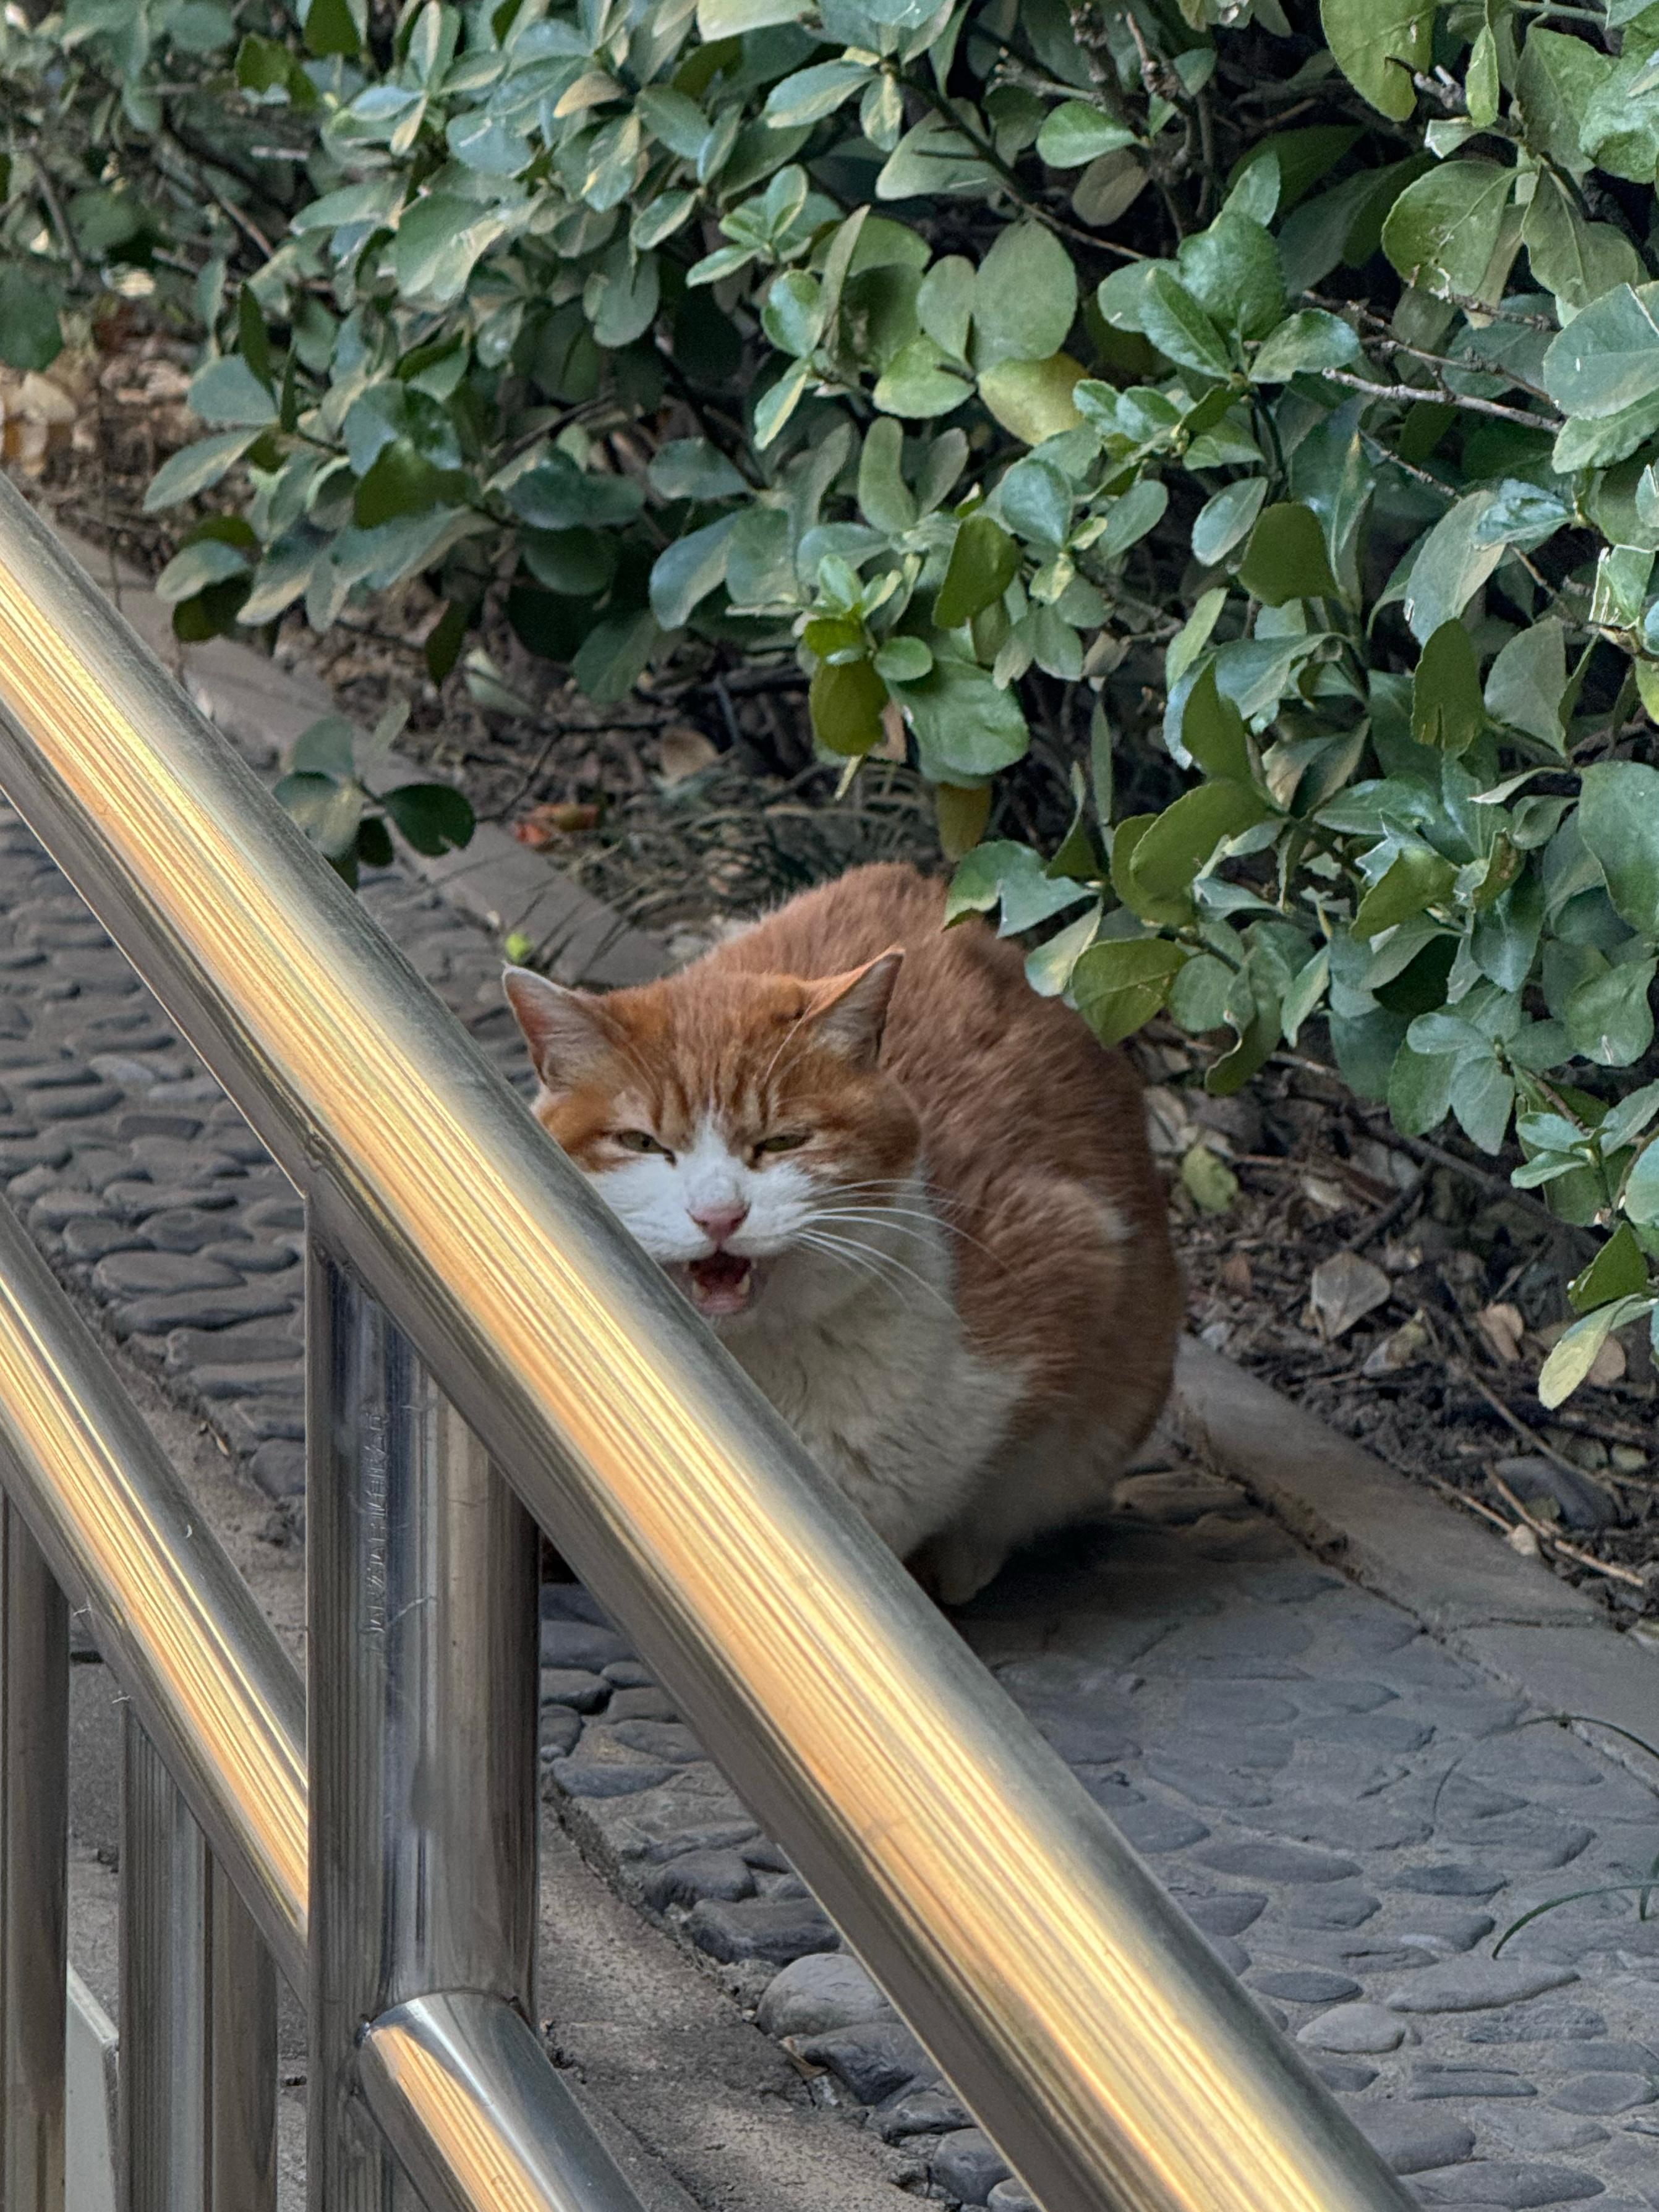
<box><xmin>684</xmin><ymin>1251</ymin><xmax>756</xmax><ymax>1316</ymax></box>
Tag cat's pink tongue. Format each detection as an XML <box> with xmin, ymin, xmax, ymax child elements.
<box><xmin>688</xmin><ymin>1251</ymin><xmax>753</xmax><ymax>1315</ymax></box>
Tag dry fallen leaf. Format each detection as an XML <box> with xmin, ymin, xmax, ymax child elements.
<box><xmin>1362</xmin><ymin>1314</ymin><xmax>1429</xmax><ymax>1376</ymax></box>
<box><xmin>657</xmin><ymin>723</ymin><xmax>720</xmax><ymax>783</ymax></box>
<box><xmin>1507</xmin><ymin>1523</ymin><xmax>1541</xmax><ymax>1557</ymax></box>
<box><xmin>512</xmin><ymin>801</ymin><xmax>600</xmax><ymax>847</ymax></box>
<box><xmin>1474</xmin><ymin>1301</ymin><xmax>1525</xmax><ymax>1366</ymax></box>
<box><xmin>1300</xmin><ymin>1173</ymin><xmax>1347</xmax><ymax>1215</ymax></box>
<box><xmin>1309</xmin><ymin>1251</ymin><xmax>1391</xmax><ymax>1340</ymax></box>
<box><xmin>1589</xmin><ymin>1335</ymin><xmax>1627</xmax><ymax>1387</ymax></box>
<box><xmin>1143</xmin><ymin>1086</ymin><xmax>1194</xmax><ymax>1159</ymax></box>
<box><xmin>1218</xmin><ymin>1252</ymin><xmax>1253</xmax><ymax>1296</ymax></box>
<box><xmin>877</xmin><ymin>696</ymin><xmax>908</xmax><ymax>761</ymax></box>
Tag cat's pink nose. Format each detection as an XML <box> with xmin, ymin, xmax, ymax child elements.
<box><xmin>689</xmin><ymin>1202</ymin><xmax>748</xmax><ymax>1247</ymax></box>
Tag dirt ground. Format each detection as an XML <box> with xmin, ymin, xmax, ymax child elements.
<box><xmin>21</xmin><ymin>334</ymin><xmax>1658</xmax><ymax>1630</ymax></box>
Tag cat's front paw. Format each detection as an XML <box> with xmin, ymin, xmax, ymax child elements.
<box><xmin>906</xmin><ymin>1529</ymin><xmax>1006</xmax><ymax>1609</ymax></box>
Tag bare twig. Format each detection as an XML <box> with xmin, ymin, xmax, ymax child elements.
<box><xmin>1344</xmin><ymin>1169</ymin><xmax>1427</xmax><ymax>1254</ymax></box>
<box><xmin>1453</xmin><ymin>1361</ymin><xmax>1614</xmax><ymax>1494</ymax></box>
<box><xmin>1488</xmin><ymin>1468</ymin><xmax>1647</xmax><ymax>1588</ymax></box>
<box><xmin>1321</xmin><ymin>367</ymin><xmax>1562</xmax><ymax>432</ymax></box>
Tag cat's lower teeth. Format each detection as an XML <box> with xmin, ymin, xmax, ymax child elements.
<box><xmin>687</xmin><ymin>1252</ymin><xmax>753</xmax><ymax>1314</ymax></box>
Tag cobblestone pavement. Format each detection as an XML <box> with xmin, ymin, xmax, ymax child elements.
<box><xmin>550</xmin><ymin>1477</ymin><xmax>1659</xmax><ymax>2211</ymax></box>
<box><xmin>3</xmin><ymin>783</ymin><xmax>1658</xmax><ymax>2209</ymax></box>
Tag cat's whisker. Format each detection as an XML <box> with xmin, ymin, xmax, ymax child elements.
<box><xmin>792</xmin><ymin>1230</ymin><xmax>897</xmax><ymax>1295</ymax></box>
<box><xmin>806</xmin><ymin>1207</ymin><xmax>957</xmax><ymax>1250</ymax></box>
<box><xmin>810</xmin><ymin>1204</ymin><xmax>1002</xmax><ymax>1264</ymax></box>
<box><xmin>825</xmin><ymin>1177</ymin><xmax>979</xmax><ymax>1222</ymax></box>
<box><xmin>796</xmin><ymin>1228</ymin><xmax>957</xmax><ymax>1316</ymax></box>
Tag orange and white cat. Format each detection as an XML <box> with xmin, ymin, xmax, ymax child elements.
<box><xmin>506</xmin><ymin>862</ymin><xmax>1180</xmax><ymax>1604</ymax></box>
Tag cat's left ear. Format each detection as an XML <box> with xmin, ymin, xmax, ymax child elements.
<box><xmin>803</xmin><ymin>948</ymin><xmax>903</xmax><ymax>1068</ymax></box>
<box><xmin>503</xmin><ymin>966</ymin><xmax>616</xmax><ymax>1093</ymax></box>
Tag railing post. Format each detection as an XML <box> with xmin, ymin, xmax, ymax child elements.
<box><xmin>0</xmin><ymin>1494</ymin><xmax>66</xmax><ymax>2211</ymax></box>
<box><xmin>121</xmin><ymin>1717</ymin><xmax>277</xmax><ymax>2212</ymax></box>
<box><xmin>307</xmin><ymin>1234</ymin><xmax>540</xmax><ymax>2207</ymax></box>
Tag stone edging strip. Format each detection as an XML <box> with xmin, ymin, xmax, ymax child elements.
<box><xmin>1171</xmin><ymin>1337</ymin><xmax>1659</xmax><ymax>1779</ymax></box>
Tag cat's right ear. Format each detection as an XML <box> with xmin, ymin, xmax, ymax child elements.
<box><xmin>503</xmin><ymin>968</ymin><xmax>615</xmax><ymax>1093</ymax></box>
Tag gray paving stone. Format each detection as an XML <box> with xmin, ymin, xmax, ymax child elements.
<box><xmin>984</xmin><ymin>2182</ymin><xmax>1036</xmax><ymax>2212</ymax></box>
<box><xmin>1177</xmin><ymin>1687</ymin><xmax>1299</xmax><ymax>1728</ymax></box>
<box><xmin>1021</xmin><ymin>1704</ymin><xmax>1139</xmax><ymax>1762</ymax></box>
<box><xmin>1092</xmin><ymin>1791</ymin><xmax>1208</xmax><ymax>1853</ymax></box>
<box><xmin>796</xmin><ymin>2021</ymin><xmax>932</xmax><ymax>2104</ymax></box>
<box><xmin>642</xmin><ymin>1851</ymin><xmax>756</xmax><ymax>1910</ymax></box>
<box><xmin>550</xmin><ymin>1737</ymin><xmax>679</xmax><ymax>1799</ymax></box>
<box><xmin>755</xmin><ymin>1955</ymin><xmax>892</xmax><ymax>2039</ymax></box>
<box><xmin>1250</xmin><ymin>1965</ymin><xmax>1362</xmax><ymax>2004</ymax></box>
<box><xmin>1568</xmin><ymin>2044</ymin><xmax>1659</xmax><ymax>2074</ymax></box>
<box><xmin>1179</xmin><ymin>1891</ymin><xmax>1267</xmax><ymax>1938</ymax></box>
<box><xmin>686</xmin><ymin>1896</ymin><xmax>838</xmax><ymax>1965</ymax></box>
<box><xmin>93</xmin><ymin>1250</ymin><xmax>244</xmax><ymax>1296</ymax></box>
<box><xmin>1482</xmin><ymin>2110</ymin><xmax>1611</xmax><ymax>2157</ymax></box>
<box><xmin>1550</xmin><ymin>2077</ymin><xmax>1657</xmax><ymax>2116</ymax></box>
<box><xmin>1410</xmin><ymin>2065</ymin><xmax>1537</xmax><ymax>2099</ymax></box>
<box><xmin>540</xmin><ymin>1707</ymin><xmax>581</xmax><ymax>1758</ymax></box>
<box><xmin>1409</xmin><ymin>2164</ymin><xmax>1605</xmax><ymax>2205</ymax></box>
<box><xmin>1356</xmin><ymin>2116</ymin><xmax>1473</xmax><ymax>2174</ymax></box>
<box><xmin>109</xmin><ymin>1284</ymin><xmax>296</xmax><ymax>1336</ymax></box>
<box><xmin>1395</xmin><ymin>1866</ymin><xmax>1509</xmax><ymax>1899</ymax></box>
<box><xmin>1264</xmin><ymin>1800</ymin><xmax>1435</xmax><ymax>1851</ymax></box>
<box><xmin>61</xmin><ymin>1216</ymin><xmax>147</xmax><ymax>1260</ymax></box>
<box><xmin>1296</xmin><ymin>2002</ymin><xmax>1406</xmax><ymax>2053</ymax></box>
<box><xmin>540</xmin><ymin>1619</ymin><xmax>633</xmax><ymax>1672</ymax></box>
<box><xmin>1300</xmin><ymin>1678</ymin><xmax>1399</xmax><ymax>1712</ymax></box>
<box><xmin>1386</xmin><ymin>1908</ymin><xmax>1496</xmax><ymax>1956</ymax></box>
<box><xmin>1195</xmin><ymin>1840</ymin><xmax>1361</xmax><ymax>1884</ymax></box>
<box><xmin>928</xmin><ymin>2129</ymin><xmax>1011</xmax><ymax>2206</ymax></box>
<box><xmin>878</xmin><ymin>2087</ymin><xmax>973</xmax><ymax>2141</ymax></box>
<box><xmin>539</xmin><ymin>1668</ymin><xmax>610</xmax><ymax>1712</ymax></box>
<box><xmin>607</xmin><ymin>1686</ymin><xmax>677</xmax><ymax>1721</ymax></box>
<box><xmin>249</xmin><ymin>1439</ymin><xmax>304</xmax><ymax>1497</ymax></box>
<box><xmin>1141</xmin><ymin>1759</ymin><xmax>1271</xmax><ymax>1809</ymax></box>
<box><xmin>1301</xmin><ymin>1708</ymin><xmax>1437</xmax><ymax>1754</ymax></box>
<box><xmin>1285</xmin><ymin>1884</ymin><xmax>1380</xmax><ymax>1928</ymax></box>
<box><xmin>1389</xmin><ymin>1962</ymin><xmax>1581</xmax><ymax>2013</ymax></box>
<box><xmin>1308</xmin><ymin>2057</ymin><xmax>1379</xmax><ymax>2091</ymax></box>
<box><xmin>607</xmin><ymin>1719</ymin><xmax>704</xmax><ymax>1765</ymax></box>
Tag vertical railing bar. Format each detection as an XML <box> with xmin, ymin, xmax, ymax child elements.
<box><xmin>122</xmin><ymin>1716</ymin><xmax>276</xmax><ymax>2212</ymax></box>
<box><xmin>0</xmin><ymin>1491</ymin><xmax>67</xmax><ymax>2212</ymax></box>
<box><xmin>122</xmin><ymin>1714</ymin><xmax>209</xmax><ymax>2212</ymax></box>
<box><xmin>307</xmin><ymin>1230</ymin><xmax>541</xmax><ymax>2209</ymax></box>
<box><xmin>209</xmin><ymin>1856</ymin><xmax>278</xmax><ymax>2210</ymax></box>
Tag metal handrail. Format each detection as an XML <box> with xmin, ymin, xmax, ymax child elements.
<box><xmin>0</xmin><ymin>480</ymin><xmax>1412</xmax><ymax>2212</ymax></box>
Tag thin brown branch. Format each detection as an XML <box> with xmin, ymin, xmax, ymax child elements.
<box><xmin>1321</xmin><ymin>367</ymin><xmax>1562</xmax><ymax>431</ymax></box>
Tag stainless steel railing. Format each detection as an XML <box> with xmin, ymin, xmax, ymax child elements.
<box><xmin>0</xmin><ymin>477</ymin><xmax>1415</xmax><ymax>2212</ymax></box>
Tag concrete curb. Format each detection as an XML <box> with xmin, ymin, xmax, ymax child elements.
<box><xmin>1171</xmin><ymin>1336</ymin><xmax>1659</xmax><ymax>1780</ymax></box>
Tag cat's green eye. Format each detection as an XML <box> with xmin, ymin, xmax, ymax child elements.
<box><xmin>615</xmin><ymin>1130</ymin><xmax>672</xmax><ymax>1157</ymax></box>
<box><xmin>755</xmin><ymin>1132</ymin><xmax>809</xmax><ymax>1155</ymax></box>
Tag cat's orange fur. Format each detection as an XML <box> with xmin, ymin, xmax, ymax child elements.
<box><xmin>506</xmin><ymin>862</ymin><xmax>1180</xmax><ymax>1602</ymax></box>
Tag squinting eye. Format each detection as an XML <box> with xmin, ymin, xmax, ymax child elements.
<box><xmin>615</xmin><ymin>1129</ymin><xmax>672</xmax><ymax>1157</ymax></box>
<box><xmin>755</xmin><ymin>1132</ymin><xmax>809</xmax><ymax>1155</ymax></box>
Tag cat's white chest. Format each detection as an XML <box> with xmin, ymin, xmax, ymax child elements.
<box><xmin>718</xmin><ymin>1217</ymin><xmax>1021</xmax><ymax>1558</ymax></box>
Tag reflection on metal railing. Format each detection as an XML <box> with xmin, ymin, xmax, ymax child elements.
<box><xmin>0</xmin><ymin>477</ymin><xmax>1415</xmax><ymax>2212</ymax></box>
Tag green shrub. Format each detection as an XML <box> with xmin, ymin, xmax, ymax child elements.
<box><xmin>6</xmin><ymin>0</ymin><xmax>1659</xmax><ymax>1400</ymax></box>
